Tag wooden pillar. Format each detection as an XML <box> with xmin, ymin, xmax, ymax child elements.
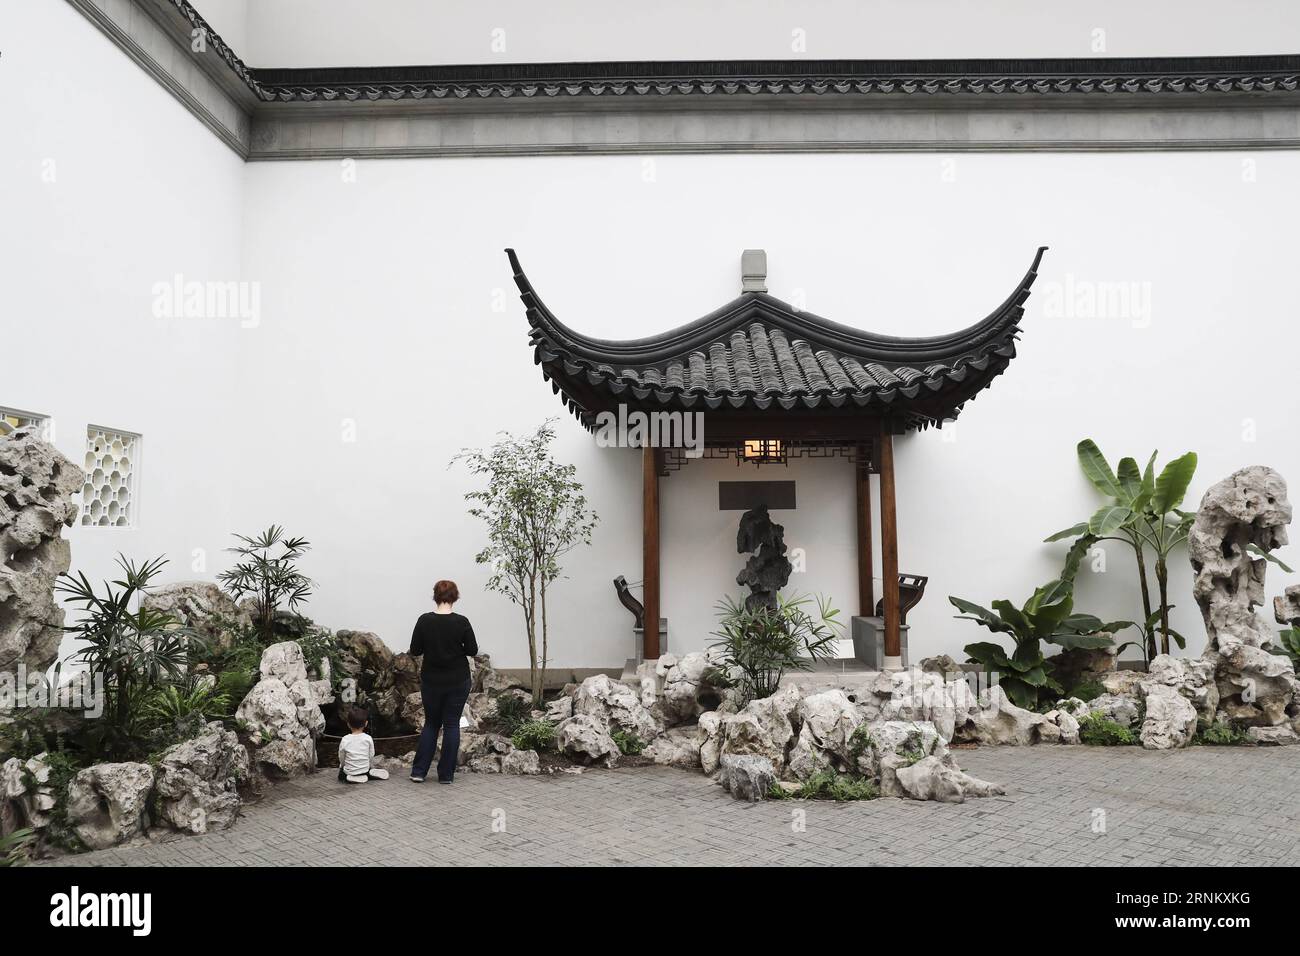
<box><xmin>855</xmin><ymin>452</ymin><xmax>875</xmax><ymax>617</ymax></box>
<box><xmin>642</xmin><ymin>445</ymin><xmax>661</xmax><ymax>659</ymax></box>
<box><xmin>878</xmin><ymin>427</ymin><xmax>902</xmax><ymax>666</ymax></box>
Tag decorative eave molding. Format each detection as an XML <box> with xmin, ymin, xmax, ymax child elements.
<box><xmin>67</xmin><ymin>0</ymin><xmax>254</xmax><ymax>157</ymax></box>
<box><xmin>251</xmin><ymin>55</ymin><xmax>1300</xmax><ymax>103</ymax></box>
<box><xmin>66</xmin><ymin>0</ymin><xmax>1300</xmax><ymax>160</ymax></box>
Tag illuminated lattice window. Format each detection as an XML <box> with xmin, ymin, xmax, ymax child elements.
<box><xmin>0</xmin><ymin>406</ymin><xmax>48</xmax><ymax>435</ymax></box>
<box><xmin>81</xmin><ymin>427</ymin><xmax>139</xmax><ymax>528</ymax></box>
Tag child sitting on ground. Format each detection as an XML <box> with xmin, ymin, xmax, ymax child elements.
<box><xmin>338</xmin><ymin>707</ymin><xmax>390</xmax><ymax>784</ymax></box>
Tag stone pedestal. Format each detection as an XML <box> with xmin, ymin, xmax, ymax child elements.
<box><xmin>851</xmin><ymin>616</ymin><xmax>909</xmax><ymax>670</ymax></box>
<box><xmin>633</xmin><ymin>619</ymin><xmax>668</xmax><ymax>662</ymax></box>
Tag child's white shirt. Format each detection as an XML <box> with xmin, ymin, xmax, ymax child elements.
<box><xmin>338</xmin><ymin>732</ymin><xmax>375</xmax><ymax>777</ymax></box>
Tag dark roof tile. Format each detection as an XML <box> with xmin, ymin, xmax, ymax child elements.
<box><xmin>507</xmin><ymin>245</ymin><xmax>1046</xmax><ymax>431</ymax></box>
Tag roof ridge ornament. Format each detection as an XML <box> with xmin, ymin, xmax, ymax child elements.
<box><xmin>741</xmin><ymin>249</ymin><xmax>768</xmax><ymax>294</ymax></box>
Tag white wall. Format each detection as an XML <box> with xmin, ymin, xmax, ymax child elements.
<box><xmin>234</xmin><ymin>0</ymin><xmax>1300</xmax><ymax>66</ymax></box>
<box><xmin>663</xmin><ymin>456</ymin><xmax>859</xmax><ymax>657</ymax></box>
<box><xmin>10</xmin><ymin>3</ymin><xmax>1300</xmax><ymax>672</ymax></box>
<box><xmin>0</xmin><ymin>0</ymin><xmax>246</xmax><ymax>660</ymax></box>
<box><xmin>237</xmin><ymin>150</ymin><xmax>1300</xmax><ymax>668</ymax></box>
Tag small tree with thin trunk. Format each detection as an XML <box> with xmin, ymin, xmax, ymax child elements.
<box><xmin>453</xmin><ymin>421</ymin><xmax>598</xmax><ymax>706</ymax></box>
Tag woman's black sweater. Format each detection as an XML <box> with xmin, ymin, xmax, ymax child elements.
<box><xmin>409</xmin><ymin>612</ymin><xmax>478</xmax><ymax>687</ymax></box>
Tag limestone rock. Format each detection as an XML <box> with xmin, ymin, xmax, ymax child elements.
<box><xmin>574</xmin><ymin>674</ymin><xmax>661</xmax><ymax>742</ymax></box>
<box><xmin>882</xmin><ymin>669</ymin><xmax>977</xmax><ymax>743</ymax></box>
<box><xmin>718</xmin><ymin>688</ymin><xmax>800</xmax><ymax>772</ymax></box>
<box><xmin>717</xmin><ymin>753</ymin><xmax>775</xmax><ymax>802</ymax></box>
<box><xmin>1207</xmin><ymin>643</ymin><xmax>1295</xmax><ymax>727</ymax></box>
<box><xmin>865</xmin><ymin>719</ymin><xmax>945</xmax><ymax>759</ymax></box>
<box><xmin>0</xmin><ymin>427</ymin><xmax>84</xmax><ymax>678</ymax></box>
<box><xmin>1</xmin><ymin>752</ymin><xmax>56</xmax><ymax>834</ymax></box>
<box><xmin>310</xmin><ymin>655</ymin><xmax>334</xmax><ymax>708</ymax></box>
<box><xmin>288</xmin><ymin>679</ymin><xmax>326</xmax><ymax>737</ymax></box>
<box><xmin>260</xmin><ymin>641</ymin><xmax>310</xmax><ymax>686</ymax></box>
<box><xmin>919</xmin><ymin>654</ymin><xmax>963</xmax><ymax>676</ymax></box>
<box><xmin>1275</xmin><ymin>583</ymin><xmax>1300</xmax><ymax>627</ymax></box>
<box><xmin>1190</xmin><ymin>466</ymin><xmax>1292</xmax><ymax>652</ymax></box>
<box><xmin>1054</xmin><ymin>696</ymin><xmax>1089</xmax><ymax>716</ymax></box>
<box><xmin>1187</xmin><ymin>467</ymin><xmax>1299</xmax><ymax>725</ymax></box>
<box><xmin>338</xmin><ymin>677</ymin><xmax>358</xmax><ymax>710</ymax></box>
<box><xmin>1144</xmin><ymin>654</ymin><xmax>1219</xmax><ymax>727</ymax></box>
<box><xmin>735</xmin><ymin>505</ymin><xmax>792</xmax><ymax>611</ymax></box>
<box><xmin>371</xmin><ymin>753</ymin><xmax>413</xmax><ymax>772</ymax></box>
<box><xmin>543</xmin><ymin>695</ymin><xmax>573</xmax><ymax>722</ymax></box>
<box><xmin>255</xmin><ymin>737</ymin><xmax>317</xmax><ymax>778</ymax></box>
<box><xmin>1140</xmin><ymin>686</ymin><xmax>1198</xmax><ymax>750</ymax></box>
<box><xmin>698</xmin><ymin>710</ymin><xmax>725</xmax><ymax>774</ymax></box>
<box><xmin>1083</xmin><ymin>693</ymin><xmax>1141</xmax><ymax>729</ymax></box>
<box><xmin>1049</xmin><ymin>645</ymin><xmax>1118</xmax><ymax>695</ymax></box>
<box><xmin>65</xmin><ymin>762</ymin><xmax>155</xmax><ymax>850</ymax></box>
<box><xmin>892</xmin><ymin>755</ymin><xmax>1006</xmax><ymax>803</ymax></box>
<box><xmin>660</xmin><ymin>652</ymin><xmax>726</xmax><ymax>724</ymax></box>
<box><xmin>502</xmin><ymin>749</ymin><xmax>542</xmax><ymax>774</ymax></box>
<box><xmin>335</xmin><ymin>629</ymin><xmax>401</xmax><ymax>721</ymax></box>
<box><xmin>643</xmin><ymin>725</ymin><xmax>705</xmax><ymax>770</ymax></box>
<box><xmin>554</xmin><ymin>714</ymin><xmax>620</xmax><ymax>767</ymax></box>
<box><xmin>957</xmin><ymin>686</ymin><xmax>1052</xmax><ymax>746</ymax></box>
<box><xmin>1245</xmin><ymin>725</ymin><xmax>1299</xmax><ymax>746</ymax></box>
<box><xmin>336</xmin><ymin>629</ymin><xmax>394</xmax><ymax>676</ymax></box>
<box><xmin>236</xmin><ymin>641</ymin><xmax>326</xmax><ymax>778</ymax></box>
<box><xmin>458</xmin><ymin>732</ymin><xmax>514</xmax><ymax>768</ymax></box>
<box><xmin>154</xmin><ymin>722</ymin><xmax>248</xmax><ymax>834</ymax></box>
<box><xmin>471</xmin><ymin>654</ymin><xmax>515</xmax><ymax>695</ymax></box>
<box><xmin>860</xmin><ymin>719</ymin><xmax>946</xmax><ymax>783</ymax></box>
<box><xmin>141</xmin><ymin>582</ymin><xmax>248</xmax><ymax>654</ymax></box>
<box><xmin>633</xmin><ymin>660</ymin><xmax>659</xmax><ymax>710</ymax></box>
<box><xmin>391</xmin><ymin>652</ymin><xmax>420</xmax><ymax>699</ymax></box>
<box><xmin>1042</xmin><ymin>708</ymin><xmax>1081</xmax><ymax>745</ymax></box>
<box><xmin>1100</xmin><ymin>670</ymin><xmax>1146</xmax><ymax>698</ymax></box>
<box><xmin>786</xmin><ymin>690</ymin><xmax>867</xmax><ymax>781</ymax></box>
<box><xmin>401</xmin><ymin>691</ymin><xmax>426</xmax><ymax>733</ymax></box>
<box><xmin>237</xmin><ymin>677</ymin><xmax>303</xmax><ymax>742</ymax></box>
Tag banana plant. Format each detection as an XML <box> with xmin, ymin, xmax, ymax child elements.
<box><xmin>1045</xmin><ymin>440</ymin><xmax>1197</xmax><ymax>661</ymax></box>
<box><xmin>1271</xmin><ymin>626</ymin><xmax>1300</xmax><ymax>669</ymax></box>
<box><xmin>950</xmin><ymin>579</ymin><xmax>1117</xmax><ymax>710</ymax></box>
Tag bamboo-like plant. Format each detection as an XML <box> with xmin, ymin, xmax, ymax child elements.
<box><xmin>454</xmin><ymin>421</ymin><xmax>598</xmax><ymax>707</ymax></box>
<box><xmin>56</xmin><ymin>555</ymin><xmax>194</xmax><ymax>758</ymax></box>
<box><xmin>710</xmin><ymin>592</ymin><xmax>841</xmax><ymax>704</ymax></box>
<box><xmin>1046</xmin><ymin>440</ymin><xmax>1197</xmax><ymax>661</ymax></box>
<box><xmin>217</xmin><ymin>526</ymin><xmax>312</xmax><ymax>642</ymax></box>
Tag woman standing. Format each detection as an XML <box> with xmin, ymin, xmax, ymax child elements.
<box><xmin>408</xmin><ymin>580</ymin><xmax>478</xmax><ymax>784</ymax></box>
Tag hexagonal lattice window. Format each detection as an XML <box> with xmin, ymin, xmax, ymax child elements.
<box><xmin>82</xmin><ymin>426</ymin><xmax>138</xmax><ymax>528</ymax></box>
<box><xmin>0</xmin><ymin>405</ymin><xmax>47</xmax><ymax>435</ymax></box>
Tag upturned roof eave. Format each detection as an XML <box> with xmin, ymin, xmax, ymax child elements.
<box><xmin>507</xmin><ymin>246</ymin><xmax>1045</xmax><ymax>370</ymax></box>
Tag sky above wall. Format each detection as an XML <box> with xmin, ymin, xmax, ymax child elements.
<box><xmin>199</xmin><ymin>0</ymin><xmax>1300</xmax><ymax>68</ymax></box>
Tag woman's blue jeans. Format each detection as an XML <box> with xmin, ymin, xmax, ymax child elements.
<box><xmin>411</xmin><ymin>677</ymin><xmax>472</xmax><ymax>782</ymax></box>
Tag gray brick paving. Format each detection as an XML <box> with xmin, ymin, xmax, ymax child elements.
<box><xmin>42</xmin><ymin>746</ymin><xmax>1300</xmax><ymax>867</ymax></box>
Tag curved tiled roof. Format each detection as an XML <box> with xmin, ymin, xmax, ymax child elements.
<box><xmin>508</xmin><ymin>246</ymin><xmax>1046</xmax><ymax>431</ymax></box>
